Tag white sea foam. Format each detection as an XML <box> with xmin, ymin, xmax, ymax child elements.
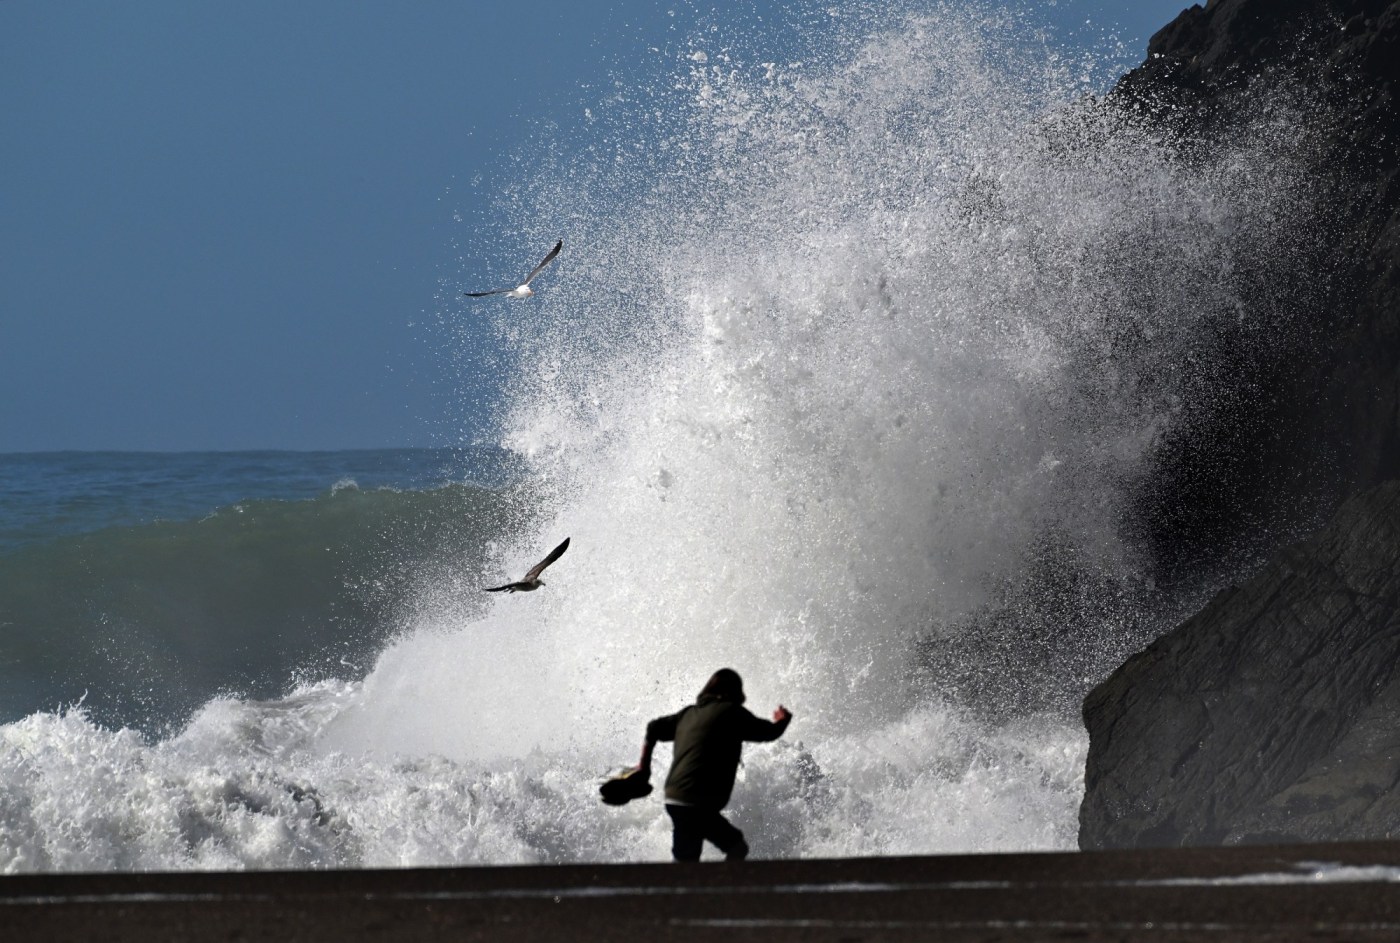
<box><xmin>0</xmin><ymin>4</ymin><xmax>1319</xmax><ymax>871</ymax></box>
<box><xmin>0</xmin><ymin>687</ymin><xmax>1081</xmax><ymax>870</ymax></box>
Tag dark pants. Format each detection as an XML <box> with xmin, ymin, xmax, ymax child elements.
<box><xmin>665</xmin><ymin>804</ymin><xmax>749</xmax><ymax>862</ymax></box>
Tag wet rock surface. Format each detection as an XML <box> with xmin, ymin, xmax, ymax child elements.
<box><xmin>1117</xmin><ymin>0</ymin><xmax>1400</xmax><ymax>580</ymax></box>
<box><xmin>1082</xmin><ymin>482</ymin><xmax>1400</xmax><ymax>848</ymax></box>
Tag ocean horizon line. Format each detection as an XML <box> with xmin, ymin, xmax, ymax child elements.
<box><xmin>0</xmin><ymin>445</ymin><xmax>499</xmax><ymax>458</ymax></box>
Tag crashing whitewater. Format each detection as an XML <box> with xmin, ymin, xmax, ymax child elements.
<box><xmin>1</xmin><ymin>6</ymin><xmax>1321</xmax><ymax>870</ymax></box>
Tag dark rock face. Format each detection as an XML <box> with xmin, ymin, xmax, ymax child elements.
<box><xmin>1112</xmin><ymin>0</ymin><xmax>1400</xmax><ymax>583</ymax></box>
<box><xmin>1081</xmin><ymin>481</ymin><xmax>1400</xmax><ymax>848</ymax></box>
<box><xmin>1080</xmin><ymin>0</ymin><xmax>1400</xmax><ymax>848</ymax></box>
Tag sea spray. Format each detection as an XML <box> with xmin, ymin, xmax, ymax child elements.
<box><xmin>0</xmin><ymin>4</ymin><xmax>1325</xmax><ymax>870</ymax></box>
<box><xmin>339</xmin><ymin>3</ymin><xmax>1320</xmax><ymax>763</ymax></box>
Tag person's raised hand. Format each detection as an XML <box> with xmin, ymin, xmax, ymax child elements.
<box><xmin>774</xmin><ymin>705</ymin><xmax>792</xmax><ymax>723</ymax></box>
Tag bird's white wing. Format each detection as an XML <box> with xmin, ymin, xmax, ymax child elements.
<box><xmin>463</xmin><ymin>287</ymin><xmax>516</xmax><ymax>298</ymax></box>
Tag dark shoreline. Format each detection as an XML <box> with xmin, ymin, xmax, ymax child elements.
<box><xmin>6</xmin><ymin>840</ymin><xmax>1400</xmax><ymax>941</ymax></box>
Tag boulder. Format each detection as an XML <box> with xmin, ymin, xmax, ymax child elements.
<box><xmin>1081</xmin><ymin>481</ymin><xmax>1400</xmax><ymax>848</ymax></box>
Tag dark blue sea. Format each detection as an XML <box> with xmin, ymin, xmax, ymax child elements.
<box><xmin>0</xmin><ymin>449</ymin><xmax>515</xmax><ymax>732</ymax></box>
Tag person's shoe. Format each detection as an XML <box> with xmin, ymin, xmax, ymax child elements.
<box><xmin>725</xmin><ymin>840</ymin><xmax>749</xmax><ymax>861</ymax></box>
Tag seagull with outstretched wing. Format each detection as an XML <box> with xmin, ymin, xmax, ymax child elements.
<box><xmin>484</xmin><ymin>537</ymin><xmax>570</xmax><ymax>593</ymax></box>
<box><xmin>464</xmin><ymin>240</ymin><xmax>563</xmax><ymax>299</ymax></box>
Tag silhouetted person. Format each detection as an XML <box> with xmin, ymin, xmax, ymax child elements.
<box><xmin>637</xmin><ymin>668</ymin><xmax>792</xmax><ymax>862</ymax></box>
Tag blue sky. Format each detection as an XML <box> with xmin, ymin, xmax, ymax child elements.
<box><xmin>0</xmin><ymin>1</ymin><xmax>1189</xmax><ymax>452</ymax></box>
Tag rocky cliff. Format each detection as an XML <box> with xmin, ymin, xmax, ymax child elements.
<box><xmin>1119</xmin><ymin>0</ymin><xmax>1400</xmax><ymax>582</ymax></box>
<box><xmin>1081</xmin><ymin>0</ymin><xmax>1400</xmax><ymax>848</ymax></box>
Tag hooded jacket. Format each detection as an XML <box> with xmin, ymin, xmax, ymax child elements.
<box><xmin>646</xmin><ymin>694</ymin><xmax>791</xmax><ymax>809</ymax></box>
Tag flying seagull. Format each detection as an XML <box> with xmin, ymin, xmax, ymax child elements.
<box><xmin>463</xmin><ymin>240</ymin><xmax>563</xmax><ymax>299</ymax></box>
<box><xmin>484</xmin><ymin>537</ymin><xmax>570</xmax><ymax>593</ymax></box>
